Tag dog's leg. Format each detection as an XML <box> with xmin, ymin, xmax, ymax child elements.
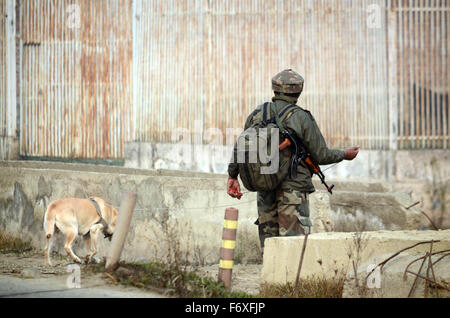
<box><xmin>44</xmin><ymin>234</ymin><xmax>53</xmax><ymax>267</ymax></box>
<box><xmin>64</xmin><ymin>230</ymin><xmax>82</xmax><ymax>264</ymax></box>
<box><xmin>44</xmin><ymin>203</ymin><xmax>57</xmax><ymax>266</ymax></box>
<box><xmin>84</xmin><ymin>235</ymin><xmax>91</xmax><ymax>264</ymax></box>
<box><xmin>86</xmin><ymin>224</ymin><xmax>102</xmax><ymax>264</ymax></box>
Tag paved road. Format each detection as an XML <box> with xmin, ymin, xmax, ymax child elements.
<box><xmin>0</xmin><ymin>274</ymin><xmax>164</xmax><ymax>298</ymax></box>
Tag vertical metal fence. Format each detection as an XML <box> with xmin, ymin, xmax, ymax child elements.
<box><xmin>133</xmin><ymin>0</ymin><xmax>393</xmax><ymax>150</ymax></box>
<box><xmin>0</xmin><ymin>0</ymin><xmax>6</xmax><ymax>139</ymax></box>
<box><xmin>0</xmin><ymin>0</ymin><xmax>448</xmax><ymax>159</ymax></box>
<box><xmin>0</xmin><ymin>0</ymin><xmax>17</xmax><ymax>160</ymax></box>
<box><xmin>19</xmin><ymin>0</ymin><xmax>133</xmax><ymax>158</ymax></box>
<box><xmin>390</xmin><ymin>0</ymin><xmax>448</xmax><ymax>149</ymax></box>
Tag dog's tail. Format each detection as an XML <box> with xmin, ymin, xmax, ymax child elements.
<box><xmin>43</xmin><ymin>202</ymin><xmax>57</xmax><ymax>239</ymax></box>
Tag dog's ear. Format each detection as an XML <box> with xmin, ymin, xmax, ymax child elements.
<box><xmin>111</xmin><ymin>208</ymin><xmax>118</xmax><ymax>224</ymax></box>
<box><xmin>100</xmin><ymin>204</ymin><xmax>111</xmax><ymax>223</ymax></box>
<box><xmin>105</xmin><ymin>205</ymin><xmax>118</xmax><ymax>223</ymax></box>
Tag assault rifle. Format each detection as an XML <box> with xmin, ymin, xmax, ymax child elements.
<box><xmin>279</xmin><ymin>132</ymin><xmax>335</xmax><ymax>194</ymax></box>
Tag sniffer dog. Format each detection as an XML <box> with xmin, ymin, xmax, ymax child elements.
<box><xmin>43</xmin><ymin>196</ymin><xmax>118</xmax><ymax>266</ymax></box>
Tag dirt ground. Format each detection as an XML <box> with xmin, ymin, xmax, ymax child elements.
<box><xmin>193</xmin><ymin>263</ymin><xmax>262</xmax><ymax>295</ymax></box>
<box><xmin>0</xmin><ymin>250</ymin><xmax>92</xmax><ymax>277</ymax></box>
<box><xmin>0</xmin><ymin>250</ymin><xmax>262</xmax><ymax>297</ymax></box>
<box><xmin>0</xmin><ymin>251</ymin><xmax>164</xmax><ymax>297</ymax></box>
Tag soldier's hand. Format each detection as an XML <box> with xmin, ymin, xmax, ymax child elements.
<box><xmin>227</xmin><ymin>177</ymin><xmax>241</xmax><ymax>198</ymax></box>
<box><xmin>344</xmin><ymin>146</ymin><xmax>360</xmax><ymax>160</ymax></box>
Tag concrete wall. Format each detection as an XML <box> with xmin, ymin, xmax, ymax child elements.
<box><xmin>124</xmin><ymin>142</ymin><xmax>450</xmax><ymax>182</ymax></box>
<box><xmin>0</xmin><ymin>137</ymin><xmax>19</xmax><ymax>160</ymax></box>
<box><xmin>0</xmin><ymin>160</ymin><xmax>430</xmax><ymax>266</ymax></box>
<box><xmin>125</xmin><ymin>142</ymin><xmax>449</xmax><ymax>230</ymax></box>
<box><xmin>0</xmin><ymin>161</ymin><xmax>251</xmax><ymax>265</ymax></box>
<box><xmin>261</xmin><ymin>230</ymin><xmax>450</xmax><ymax>298</ymax></box>
<box><xmin>124</xmin><ymin>142</ymin><xmax>232</xmax><ymax>174</ymax></box>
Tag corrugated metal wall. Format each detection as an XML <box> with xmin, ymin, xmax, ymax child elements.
<box><xmin>132</xmin><ymin>0</ymin><xmax>208</xmax><ymax>144</ymax></box>
<box><xmin>391</xmin><ymin>0</ymin><xmax>449</xmax><ymax>149</ymax></box>
<box><xmin>0</xmin><ymin>0</ymin><xmax>17</xmax><ymax>160</ymax></box>
<box><xmin>134</xmin><ymin>0</ymin><xmax>391</xmax><ymax>150</ymax></box>
<box><xmin>1</xmin><ymin>0</ymin><xmax>448</xmax><ymax>159</ymax></box>
<box><xmin>19</xmin><ymin>0</ymin><xmax>133</xmax><ymax>158</ymax></box>
<box><xmin>0</xmin><ymin>0</ymin><xmax>6</xmax><ymax>139</ymax></box>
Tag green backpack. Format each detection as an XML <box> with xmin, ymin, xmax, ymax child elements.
<box><xmin>234</xmin><ymin>102</ymin><xmax>299</xmax><ymax>192</ymax></box>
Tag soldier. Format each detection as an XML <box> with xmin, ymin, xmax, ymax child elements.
<box><xmin>227</xmin><ymin>69</ymin><xmax>359</xmax><ymax>249</ymax></box>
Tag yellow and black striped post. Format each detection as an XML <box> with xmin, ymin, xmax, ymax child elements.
<box><xmin>218</xmin><ymin>207</ymin><xmax>239</xmax><ymax>289</ymax></box>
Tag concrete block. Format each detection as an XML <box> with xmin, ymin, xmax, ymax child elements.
<box><xmin>1</xmin><ymin>161</ymin><xmax>443</xmax><ymax>268</ymax></box>
<box><xmin>124</xmin><ymin>142</ymin><xmax>154</xmax><ymax>170</ymax></box>
<box><xmin>395</xmin><ymin>150</ymin><xmax>450</xmax><ymax>182</ymax></box>
<box><xmin>329</xmin><ymin>191</ymin><xmax>428</xmax><ymax>231</ymax></box>
<box><xmin>343</xmin><ymin>252</ymin><xmax>450</xmax><ymax>298</ymax></box>
<box><xmin>0</xmin><ymin>137</ymin><xmax>19</xmax><ymax>160</ymax></box>
<box><xmin>261</xmin><ymin>230</ymin><xmax>450</xmax><ymax>286</ymax></box>
<box><xmin>124</xmin><ymin>143</ymin><xmax>450</xmax><ymax>185</ymax></box>
<box><xmin>124</xmin><ymin>141</ymin><xmax>233</xmax><ymax>173</ymax></box>
<box><xmin>309</xmin><ymin>191</ymin><xmax>333</xmax><ymax>233</ymax></box>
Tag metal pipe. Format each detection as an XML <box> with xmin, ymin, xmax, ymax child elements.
<box><xmin>105</xmin><ymin>191</ymin><xmax>137</xmax><ymax>272</ymax></box>
<box><xmin>218</xmin><ymin>207</ymin><xmax>238</xmax><ymax>290</ymax></box>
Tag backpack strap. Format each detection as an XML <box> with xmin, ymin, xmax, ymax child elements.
<box><xmin>279</xmin><ymin>104</ymin><xmax>298</xmax><ymax>119</ymax></box>
<box><xmin>254</xmin><ymin>102</ymin><xmax>298</xmax><ymax>131</ymax></box>
<box><xmin>262</xmin><ymin>102</ymin><xmax>269</xmax><ymax>122</ymax></box>
<box><xmin>270</xmin><ymin>103</ymin><xmax>299</xmax><ymax>134</ymax></box>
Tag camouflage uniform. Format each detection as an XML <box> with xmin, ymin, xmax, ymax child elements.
<box><xmin>228</xmin><ymin>69</ymin><xmax>346</xmax><ymax>248</ymax></box>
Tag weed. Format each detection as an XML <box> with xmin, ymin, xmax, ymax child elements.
<box><xmin>234</xmin><ymin>225</ymin><xmax>262</xmax><ymax>264</ymax></box>
<box><xmin>0</xmin><ymin>232</ymin><xmax>33</xmax><ymax>254</ymax></box>
<box><xmin>345</xmin><ymin>224</ymin><xmax>370</xmax><ymax>297</ymax></box>
<box><xmin>259</xmin><ymin>275</ymin><xmax>345</xmax><ymax>298</ymax></box>
<box><xmin>428</xmin><ymin>157</ymin><xmax>449</xmax><ymax>229</ymax></box>
<box><xmin>88</xmin><ymin>261</ymin><xmax>252</xmax><ymax>298</ymax></box>
<box><xmin>91</xmin><ymin>206</ymin><xmax>252</xmax><ymax>297</ymax></box>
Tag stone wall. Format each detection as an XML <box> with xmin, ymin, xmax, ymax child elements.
<box><xmin>125</xmin><ymin>142</ymin><xmax>450</xmax><ymax>229</ymax></box>
<box><xmin>0</xmin><ymin>160</ymin><xmax>429</xmax><ymax>266</ymax></box>
<box><xmin>0</xmin><ymin>161</ymin><xmax>249</xmax><ymax>264</ymax></box>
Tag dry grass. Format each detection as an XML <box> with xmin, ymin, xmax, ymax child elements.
<box><xmin>87</xmin><ymin>209</ymin><xmax>252</xmax><ymax>298</ymax></box>
<box><xmin>428</xmin><ymin>157</ymin><xmax>449</xmax><ymax>230</ymax></box>
<box><xmin>0</xmin><ymin>232</ymin><xmax>33</xmax><ymax>254</ymax></box>
<box><xmin>259</xmin><ymin>275</ymin><xmax>345</xmax><ymax>298</ymax></box>
<box><xmin>88</xmin><ymin>261</ymin><xmax>252</xmax><ymax>298</ymax></box>
<box><xmin>234</xmin><ymin>225</ymin><xmax>263</xmax><ymax>264</ymax></box>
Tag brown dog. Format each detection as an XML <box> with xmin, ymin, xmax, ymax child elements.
<box><xmin>43</xmin><ymin>196</ymin><xmax>118</xmax><ymax>266</ymax></box>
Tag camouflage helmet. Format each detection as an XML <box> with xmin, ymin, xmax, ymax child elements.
<box><xmin>271</xmin><ymin>69</ymin><xmax>304</xmax><ymax>94</ymax></box>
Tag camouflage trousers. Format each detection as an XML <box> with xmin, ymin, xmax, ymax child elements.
<box><xmin>255</xmin><ymin>188</ymin><xmax>312</xmax><ymax>248</ymax></box>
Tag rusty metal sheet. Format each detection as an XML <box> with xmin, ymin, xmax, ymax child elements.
<box><xmin>133</xmin><ymin>0</ymin><xmax>393</xmax><ymax>150</ymax></box>
<box><xmin>19</xmin><ymin>0</ymin><xmax>133</xmax><ymax>158</ymax></box>
<box><xmin>0</xmin><ymin>0</ymin><xmax>6</xmax><ymax>138</ymax></box>
<box><xmin>6</xmin><ymin>0</ymin><xmax>448</xmax><ymax>160</ymax></box>
<box><xmin>133</xmin><ymin>0</ymin><xmax>447</xmax><ymax>150</ymax></box>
